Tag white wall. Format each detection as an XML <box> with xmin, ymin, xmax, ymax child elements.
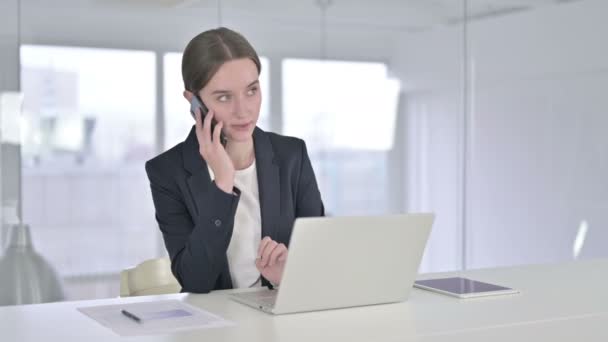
<box><xmin>404</xmin><ymin>89</ymin><xmax>464</xmax><ymax>272</ymax></box>
<box><xmin>390</xmin><ymin>21</ymin><xmax>465</xmax><ymax>272</ymax></box>
<box><xmin>393</xmin><ymin>0</ymin><xmax>608</xmax><ymax>270</ymax></box>
<box><xmin>467</xmin><ymin>0</ymin><xmax>608</xmax><ymax>268</ymax></box>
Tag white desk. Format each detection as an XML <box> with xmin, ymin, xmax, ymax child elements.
<box><xmin>1</xmin><ymin>259</ymin><xmax>607</xmax><ymax>341</ymax></box>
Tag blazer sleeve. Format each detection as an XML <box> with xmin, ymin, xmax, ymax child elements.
<box><xmin>145</xmin><ymin>161</ymin><xmax>240</xmax><ymax>293</ymax></box>
<box><xmin>295</xmin><ymin>141</ymin><xmax>325</xmax><ymax>217</ymax></box>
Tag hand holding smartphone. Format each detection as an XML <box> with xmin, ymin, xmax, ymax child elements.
<box><xmin>190</xmin><ymin>94</ymin><xmax>235</xmax><ymax>194</ymax></box>
<box><xmin>189</xmin><ymin>95</ymin><xmax>227</xmax><ymax>146</ymax></box>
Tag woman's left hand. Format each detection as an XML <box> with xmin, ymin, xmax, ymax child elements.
<box><xmin>256</xmin><ymin>237</ymin><xmax>288</xmax><ymax>286</ymax></box>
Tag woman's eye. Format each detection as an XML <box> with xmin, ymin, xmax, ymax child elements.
<box><xmin>218</xmin><ymin>94</ymin><xmax>230</xmax><ymax>102</ymax></box>
<box><xmin>247</xmin><ymin>87</ymin><xmax>258</xmax><ymax>96</ymax></box>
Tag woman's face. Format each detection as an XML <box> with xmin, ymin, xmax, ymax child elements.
<box><xmin>198</xmin><ymin>58</ymin><xmax>261</xmax><ymax>143</ymax></box>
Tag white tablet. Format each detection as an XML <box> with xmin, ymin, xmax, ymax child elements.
<box><xmin>414</xmin><ymin>277</ymin><xmax>519</xmax><ymax>299</ymax></box>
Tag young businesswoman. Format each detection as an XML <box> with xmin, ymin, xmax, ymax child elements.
<box><xmin>145</xmin><ymin>27</ymin><xmax>324</xmax><ymax>293</ymax></box>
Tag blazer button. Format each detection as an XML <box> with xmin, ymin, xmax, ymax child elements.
<box><xmin>214</xmin><ymin>219</ymin><xmax>222</xmax><ymax>227</ymax></box>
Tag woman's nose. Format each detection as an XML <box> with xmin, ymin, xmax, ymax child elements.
<box><xmin>232</xmin><ymin>97</ymin><xmax>247</xmax><ymax>118</ymax></box>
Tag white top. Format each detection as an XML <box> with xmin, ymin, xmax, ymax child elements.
<box><xmin>208</xmin><ymin>161</ymin><xmax>262</xmax><ymax>288</ymax></box>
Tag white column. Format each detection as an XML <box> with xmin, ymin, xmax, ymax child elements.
<box><xmin>0</xmin><ymin>0</ymin><xmax>22</xmax><ymax>228</ymax></box>
<box><xmin>268</xmin><ymin>55</ymin><xmax>283</xmax><ymax>133</ymax></box>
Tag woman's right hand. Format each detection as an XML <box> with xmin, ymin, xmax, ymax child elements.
<box><xmin>195</xmin><ymin>108</ymin><xmax>235</xmax><ymax>194</ymax></box>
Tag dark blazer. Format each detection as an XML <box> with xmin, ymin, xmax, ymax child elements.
<box><xmin>145</xmin><ymin>126</ymin><xmax>324</xmax><ymax>293</ymax></box>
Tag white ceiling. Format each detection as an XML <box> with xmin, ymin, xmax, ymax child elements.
<box><xmin>22</xmin><ymin>0</ymin><xmax>579</xmax><ymax>32</ymax></box>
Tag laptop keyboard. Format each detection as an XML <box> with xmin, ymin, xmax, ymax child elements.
<box><xmin>232</xmin><ymin>290</ymin><xmax>278</xmax><ymax>308</ymax></box>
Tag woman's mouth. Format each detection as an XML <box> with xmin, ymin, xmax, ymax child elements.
<box><xmin>231</xmin><ymin>122</ymin><xmax>252</xmax><ymax>131</ymax></box>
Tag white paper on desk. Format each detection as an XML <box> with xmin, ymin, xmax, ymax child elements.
<box><xmin>78</xmin><ymin>299</ymin><xmax>234</xmax><ymax>336</ymax></box>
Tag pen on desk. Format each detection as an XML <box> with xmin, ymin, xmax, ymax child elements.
<box><xmin>121</xmin><ymin>309</ymin><xmax>142</xmax><ymax>323</ymax></box>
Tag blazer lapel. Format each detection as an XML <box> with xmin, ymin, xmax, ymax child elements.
<box><xmin>253</xmin><ymin>128</ymin><xmax>281</xmax><ymax>240</ymax></box>
<box><xmin>182</xmin><ymin>126</ymin><xmax>212</xmax><ymax>217</ymax></box>
<box><xmin>182</xmin><ymin>126</ymin><xmax>281</xmax><ymax>239</ymax></box>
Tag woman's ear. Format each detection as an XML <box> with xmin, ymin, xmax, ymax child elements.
<box><xmin>183</xmin><ymin>90</ymin><xmax>194</xmax><ymax>102</ymax></box>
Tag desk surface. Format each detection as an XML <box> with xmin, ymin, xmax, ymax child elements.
<box><xmin>1</xmin><ymin>259</ymin><xmax>607</xmax><ymax>341</ymax></box>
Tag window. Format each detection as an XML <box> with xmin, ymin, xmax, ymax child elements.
<box><xmin>282</xmin><ymin>59</ymin><xmax>400</xmax><ymax>215</ymax></box>
<box><xmin>20</xmin><ymin>45</ymin><xmax>159</xmax><ymax>299</ymax></box>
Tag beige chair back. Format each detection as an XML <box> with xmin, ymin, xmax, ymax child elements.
<box><xmin>120</xmin><ymin>257</ymin><xmax>181</xmax><ymax>297</ymax></box>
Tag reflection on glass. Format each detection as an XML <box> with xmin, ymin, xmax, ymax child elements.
<box><xmin>19</xmin><ymin>45</ymin><xmax>159</xmax><ymax>299</ymax></box>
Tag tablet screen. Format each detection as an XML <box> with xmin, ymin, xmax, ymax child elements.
<box><xmin>415</xmin><ymin>277</ymin><xmax>512</xmax><ymax>294</ymax></box>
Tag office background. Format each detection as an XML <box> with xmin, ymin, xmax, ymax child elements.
<box><xmin>0</xmin><ymin>0</ymin><xmax>606</xmax><ymax>302</ymax></box>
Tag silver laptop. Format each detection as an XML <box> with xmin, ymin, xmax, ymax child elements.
<box><xmin>230</xmin><ymin>214</ymin><xmax>434</xmax><ymax>314</ymax></box>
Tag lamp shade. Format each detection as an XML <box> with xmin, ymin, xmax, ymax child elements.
<box><xmin>0</xmin><ymin>224</ymin><xmax>64</xmax><ymax>306</ymax></box>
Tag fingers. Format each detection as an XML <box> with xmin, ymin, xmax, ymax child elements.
<box><xmin>257</xmin><ymin>237</ymin><xmax>287</xmax><ymax>268</ymax></box>
<box><xmin>213</xmin><ymin>120</ymin><xmax>224</xmax><ymax>146</ymax></box>
<box><xmin>202</xmin><ymin>109</ymin><xmax>214</xmax><ymax>146</ymax></box>
<box><xmin>257</xmin><ymin>236</ymin><xmax>272</xmax><ymax>259</ymax></box>
<box><xmin>259</xmin><ymin>238</ymin><xmax>277</xmax><ymax>267</ymax></box>
<box><xmin>268</xmin><ymin>243</ymin><xmax>287</xmax><ymax>267</ymax></box>
<box><xmin>196</xmin><ymin>108</ymin><xmax>214</xmax><ymax>152</ymax></box>
<box><xmin>194</xmin><ymin>107</ymin><xmax>203</xmax><ymax>136</ymax></box>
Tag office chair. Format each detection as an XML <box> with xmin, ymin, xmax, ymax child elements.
<box><xmin>119</xmin><ymin>257</ymin><xmax>181</xmax><ymax>297</ymax></box>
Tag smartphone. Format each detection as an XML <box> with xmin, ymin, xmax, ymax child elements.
<box><xmin>189</xmin><ymin>95</ymin><xmax>227</xmax><ymax>146</ymax></box>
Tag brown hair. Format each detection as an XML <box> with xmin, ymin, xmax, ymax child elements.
<box><xmin>181</xmin><ymin>27</ymin><xmax>261</xmax><ymax>93</ymax></box>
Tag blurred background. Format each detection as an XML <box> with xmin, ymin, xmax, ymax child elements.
<box><xmin>0</xmin><ymin>0</ymin><xmax>607</xmax><ymax>302</ymax></box>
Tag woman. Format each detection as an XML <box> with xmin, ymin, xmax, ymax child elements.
<box><xmin>145</xmin><ymin>27</ymin><xmax>324</xmax><ymax>293</ymax></box>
